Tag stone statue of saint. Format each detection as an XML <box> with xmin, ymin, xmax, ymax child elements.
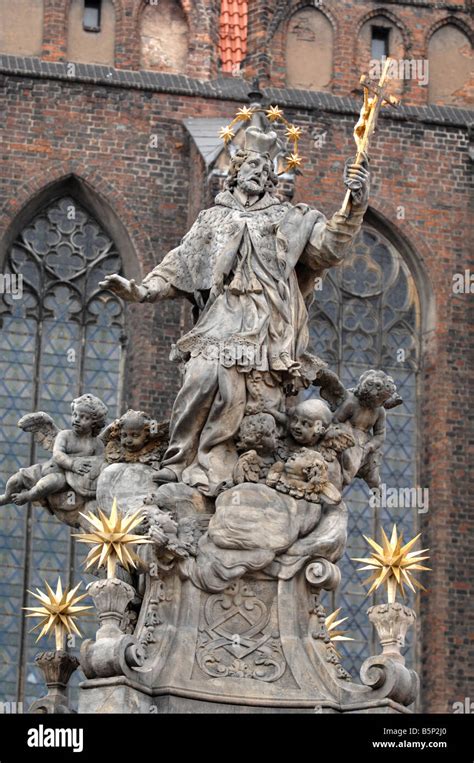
<box><xmin>100</xmin><ymin>125</ymin><xmax>370</xmax><ymax>495</ymax></box>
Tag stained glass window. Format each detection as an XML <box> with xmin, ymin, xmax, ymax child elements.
<box><xmin>0</xmin><ymin>196</ymin><xmax>126</xmax><ymax>705</ymax></box>
<box><xmin>307</xmin><ymin>223</ymin><xmax>420</xmax><ymax>676</ymax></box>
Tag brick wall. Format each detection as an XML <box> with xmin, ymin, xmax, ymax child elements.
<box><xmin>0</xmin><ymin>0</ymin><xmax>472</xmax><ymax>712</ymax></box>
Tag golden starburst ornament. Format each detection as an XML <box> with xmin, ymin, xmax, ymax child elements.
<box><xmin>24</xmin><ymin>578</ymin><xmax>92</xmax><ymax>651</ymax></box>
<box><xmin>284</xmin><ymin>152</ymin><xmax>303</xmax><ymax>171</ymax></box>
<box><xmin>219</xmin><ymin>125</ymin><xmax>235</xmax><ymax>144</ymax></box>
<box><xmin>285</xmin><ymin>124</ymin><xmax>302</xmax><ymax>141</ymax></box>
<box><xmin>236</xmin><ymin>106</ymin><xmax>254</xmax><ymax>121</ymax></box>
<box><xmin>74</xmin><ymin>498</ymin><xmax>152</xmax><ymax>578</ymax></box>
<box><xmin>353</xmin><ymin>524</ymin><xmax>430</xmax><ymax>604</ymax></box>
<box><xmin>266</xmin><ymin>105</ymin><xmax>284</xmax><ymax>122</ymax></box>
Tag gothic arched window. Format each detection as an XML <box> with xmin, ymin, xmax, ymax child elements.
<box><xmin>0</xmin><ymin>195</ymin><xmax>126</xmax><ymax>704</ymax></box>
<box><xmin>307</xmin><ymin>220</ymin><xmax>421</xmax><ymax>676</ymax></box>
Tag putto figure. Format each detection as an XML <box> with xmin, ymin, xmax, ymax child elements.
<box><xmin>233</xmin><ymin>412</ymin><xmax>283</xmax><ymax>484</ymax></box>
<box><xmin>100</xmin><ymin>119</ymin><xmax>370</xmax><ymax>496</ymax></box>
<box><xmin>332</xmin><ymin>369</ymin><xmax>399</xmax><ymax>489</ymax></box>
<box><xmin>0</xmin><ymin>394</ymin><xmax>107</xmax><ymax>510</ymax></box>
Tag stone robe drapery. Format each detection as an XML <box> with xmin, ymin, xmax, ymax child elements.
<box><xmin>141</xmin><ymin>190</ymin><xmax>366</xmax><ymax>492</ymax></box>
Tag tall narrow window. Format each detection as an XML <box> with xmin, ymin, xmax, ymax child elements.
<box><xmin>0</xmin><ymin>195</ymin><xmax>126</xmax><ymax>704</ymax></box>
<box><xmin>371</xmin><ymin>26</ymin><xmax>390</xmax><ymax>59</ymax></box>
<box><xmin>307</xmin><ymin>222</ymin><xmax>420</xmax><ymax>677</ymax></box>
<box><xmin>83</xmin><ymin>0</ymin><xmax>101</xmax><ymax>32</ymax></box>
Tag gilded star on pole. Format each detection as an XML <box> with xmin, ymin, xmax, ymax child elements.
<box><xmin>74</xmin><ymin>497</ymin><xmax>152</xmax><ymax>579</ymax></box>
<box><xmin>219</xmin><ymin>125</ymin><xmax>236</xmax><ymax>144</ymax></box>
<box><xmin>352</xmin><ymin>524</ymin><xmax>430</xmax><ymax>604</ymax></box>
<box><xmin>266</xmin><ymin>105</ymin><xmax>284</xmax><ymax>122</ymax></box>
<box><xmin>24</xmin><ymin>578</ymin><xmax>92</xmax><ymax>651</ymax></box>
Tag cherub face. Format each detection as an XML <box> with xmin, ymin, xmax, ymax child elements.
<box><xmin>71</xmin><ymin>404</ymin><xmax>93</xmax><ymax>435</ymax></box>
<box><xmin>120</xmin><ymin>419</ymin><xmax>149</xmax><ymax>452</ymax></box>
<box><xmin>238</xmin><ymin>424</ymin><xmax>259</xmax><ymax>451</ymax></box>
<box><xmin>289</xmin><ymin>413</ymin><xmax>325</xmax><ymax>445</ymax></box>
<box><xmin>285</xmin><ymin>451</ymin><xmax>315</xmax><ymax>478</ymax></box>
<box><xmin>285</xmin><ymin>450</ymin><xmax>327</xmax><ymax>483</ymax></box>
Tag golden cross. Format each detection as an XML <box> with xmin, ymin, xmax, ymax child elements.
<box><xmin>341</xmin><ymin>57</ymin><xmax>400</xmax><ymax>217</ymax></box>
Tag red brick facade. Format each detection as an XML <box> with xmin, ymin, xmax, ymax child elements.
<box><xmin>0</xmin><ymin>0</ymin><xmax>472</xmax><ymax>712</ymax></box>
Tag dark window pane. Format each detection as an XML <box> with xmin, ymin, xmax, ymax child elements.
<box><xmin>371</xmin><ymin>27</ymin><xmax>390</xmax><ymax>60</ymax></box>
<box><xmin>83</xmin><ymin>0</ymin><xmax>101</xmax><ymax>31</ymax></box>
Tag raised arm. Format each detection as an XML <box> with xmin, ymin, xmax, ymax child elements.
<box><xmin>300</xmin><ymin>155</ymin><xmax>370</xmax><ymax>275</ymax></box>
<box><xmin>333</xmin><ymin>396</ymin><xmax>355</xmax><ymax>425</ymax></box>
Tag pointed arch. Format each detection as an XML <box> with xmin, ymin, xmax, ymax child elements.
<box><xmin>0</xmin><ymin>173</ymin><xmax>134</xmax><ymax>705</ymax></box>
<box><xmin>0</xmin><ymin>171</ymin><xmax>142</xmax><ymax>282</ymax></box>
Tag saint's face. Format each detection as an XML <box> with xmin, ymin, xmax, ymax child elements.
<box><xmin>236</xmin><ymin>154</ymin><xmax>269</xmax><ymax>195</ymax></box>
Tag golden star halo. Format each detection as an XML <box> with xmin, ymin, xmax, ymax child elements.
<box><xmin>353</xmin><ymin>524</ymin><xmax>430</xmax><ymax>604</ymax></box>
<box><xmin>74</xmin><ymin>497</ymin><xmax>152</xmax><ymax>579</ymax></box>
<box><xmin>24</xmin><ymin>577</ymin><xmax>92</xmax><ymax>651</ymax></box>
<box><xmin>218</xmin><ymin>104</ymin><xmax>305</xmax><ymax>174</ymax></box>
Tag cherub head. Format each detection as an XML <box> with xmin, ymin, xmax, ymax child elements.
<box><xmin>354</xmin><ymin>370</ymin><xmax>396</xmax><ymax>408</ymax></box>
<box><xmin>285</xmin><ymin>448</ymin><xmax>329</xmax><ymax>484</ymax></box>
<box><xmin>236</xmin><ymin>413</ymin><xmax>278</xmax><ymax>455</ymax></box>
<box><xmin>289</xmin><ymin>399</ymin><xmax>332</xmax><ymax>446</ymax></box>
<box><xmin>269</xmin><ymin>447</ymin><xmax>341</xmax><ymax>504</ymax></box>
<box><xmin>119</xmin><ymin>410</ymin><xmax>152</xmax><ymax>453</ymax></box>
<box><xmin>71</xmin><ymin>394</ymin><xmax>108</xmax><ymax>437</ymax></box>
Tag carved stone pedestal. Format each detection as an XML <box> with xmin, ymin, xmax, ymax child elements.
<box><xmin>28</xmin><ymin>651</ymin><xmax>79</xmax><ymax>714</ymax></box>
<box><xmin>80</xmin><ymin>578</ymin><xmax>145</xmax><ymax>680</ymax></box>
<box><xmin>78</xmin><ymin>567</ymin><xmax>418</xmax><ymax>714</ymax></box>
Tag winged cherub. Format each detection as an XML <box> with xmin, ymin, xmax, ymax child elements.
<box><xmin>100</xmin><ymin>409</ymin><xmax>169</xmax><ymax>467</ymax></box>
<box><xmin>316</xmin><ymin>368</ymin><xmax>402</xmax><ymax>489</ymax></box>
<box><xmin>0</xmin><ymin>394</ymin><xmax>107</xmax><ymax>508</ymax></box>
<box><xmin>266</xmin><ymin>448</ymin><xmax>341</xmax><ymax>505</ymax></box>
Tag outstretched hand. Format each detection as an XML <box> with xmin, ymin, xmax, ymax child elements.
<box><xmin>99</xmin><ymin>274</ymin><xmax>147</xmax><ymax>302</ymax></box>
